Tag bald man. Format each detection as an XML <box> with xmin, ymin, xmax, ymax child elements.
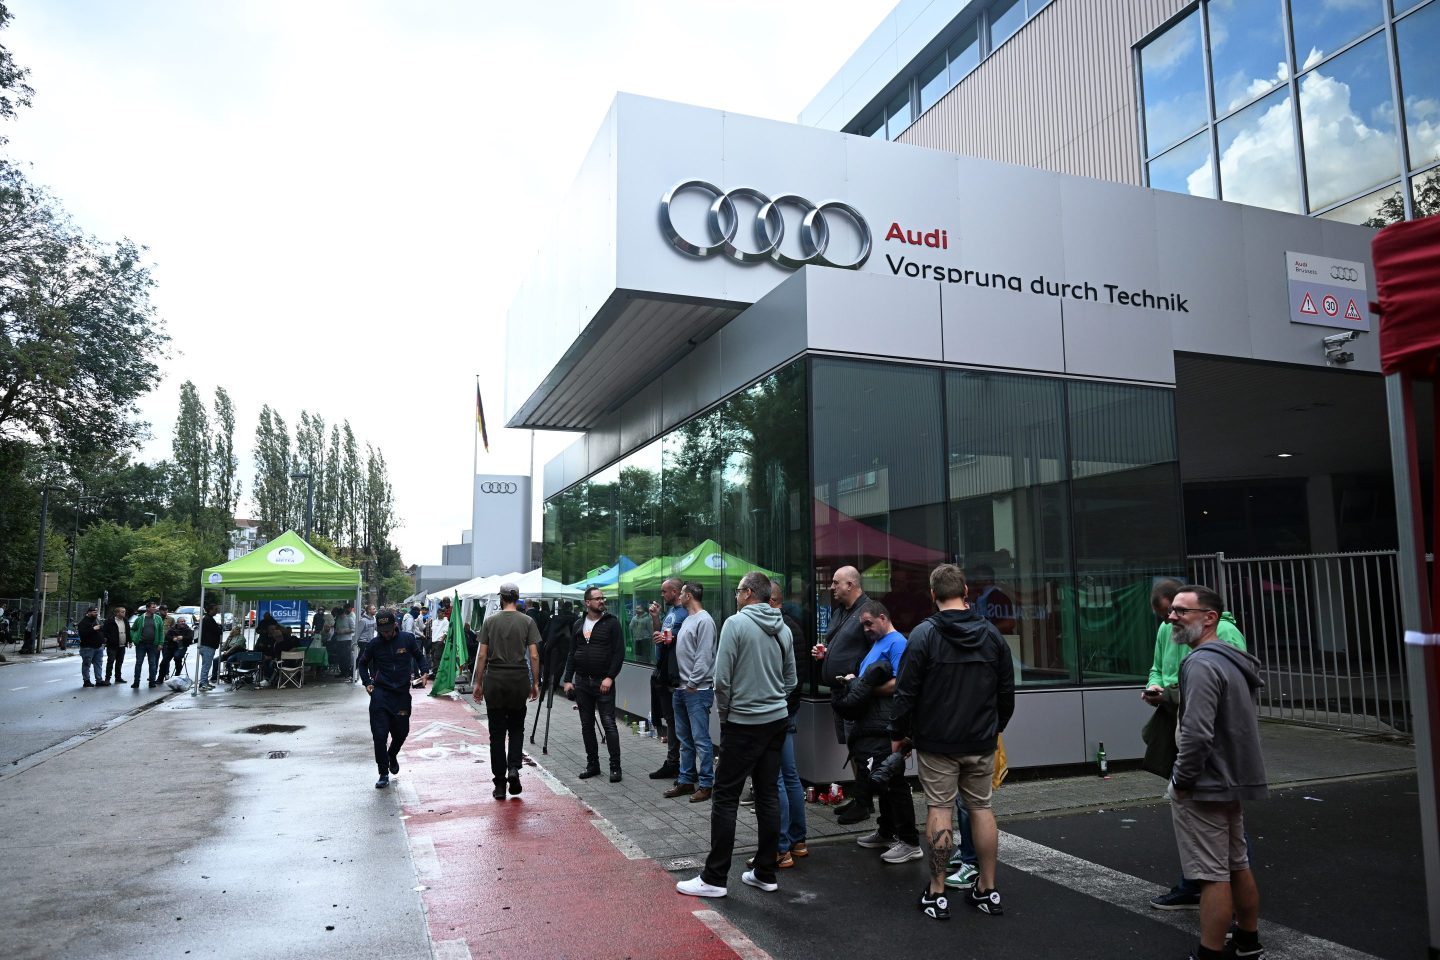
<box><xmin>814</xmin><ymin>564</ymin><xmax>875</xmax><ymax>825</ymax></box>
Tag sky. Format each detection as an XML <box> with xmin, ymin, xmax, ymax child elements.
<box><xmin>3</xmin><ymin>0</ymin><xmax>890</xmax><ymax>565</ymax></box>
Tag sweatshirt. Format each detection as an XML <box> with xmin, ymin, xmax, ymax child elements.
<box><xmin>1147</xmin><ymin>611</ymin><xmax>1247</xmax><ymax>688</ymax></box>
<box><xmin>1173</xmin><ymin>639</ymin><xmax>1269</xmax><ymax>801</ymax></box>
<box><xmin>714</xmin><ymin>603</ymin><xmax>795</xmax><ymax>726</ymax></box>
<box><xmin>675</xmin><ymin>609</ymin><xmax>717</xmax><ymax>689</ymax></box>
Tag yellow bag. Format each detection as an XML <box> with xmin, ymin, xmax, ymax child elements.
<box><xmin>992</xmin><ymin>734</ymin><xmax>1009</xmax><ymax>789</ymax></box>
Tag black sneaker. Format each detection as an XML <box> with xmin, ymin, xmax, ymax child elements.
<box><xmin>375</xmin><ymin>775</ymin><xmax>390</xmax><ymax>789</ymax></box>
<box><xmin>648</xmin><ymin>763</ymin><xmax>679</xmax><ymax>780</ymax></box>
<box><xmin>836</xmin><ymin>803</ymin><xmax>873</xmax><ymax>825</ymax></box>
<box><xmin>1230</xmin><ymin>931</ymin><xmax>1266</xmax><ymax>959</ymax></box>
<box><xmin>918</xmin><ymin>887</ymin><xmax>950</xmax><ymax>920</ymax></box>
<box><xmin>1150</xmin><ymin>887</ymin><xmax>1201</xmax><ymax>910</ymax></box>
<box><xmin>578</xmin><ymin>765</ymin><xmax>603</xmax><ymax>780</ymax></box>
<box><xmin>388</xmin><ymin>755</ymin><xmax>400</xmax><ymax>775</ymax></box>
<box><xmin>968</xmin><ymin>887</ymin><xmax>1003</xmax><ymax>915</ymax></box>
<box><xmin>609</xmin><ymin>768</ymin><xmax>623</xmax><ymax>783</ymax></box>
<box><xmin>493</xmin><ymin>784</ymin><xmax>506</xmax><ymax>800</ymax></box>
<box><xmin>508</xmin><ymin>773</ymin><xmax>522</xmax><ymax>795</ymax></box>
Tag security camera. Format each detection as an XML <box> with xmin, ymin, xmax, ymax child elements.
<box><xmin>1322</xmin><ymin>331</ymin><xmax>1359</xmax><ymax>347</ymax></box>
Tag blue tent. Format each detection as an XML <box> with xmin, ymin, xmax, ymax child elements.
<box><xmin>567</xmin><ymin>556</ymin><xmax>636</xmax><ymax>589</ymax></box>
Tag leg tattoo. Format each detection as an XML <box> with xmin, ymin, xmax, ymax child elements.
<box><xmin>927</xmin><ymin>827</ymin><xmax>954</xmax><ymax>883</ymax></box>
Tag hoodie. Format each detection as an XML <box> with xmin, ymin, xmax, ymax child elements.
<box><xmin>890</xmin><ymin>607</ymin><xmax>1015</xmax><ymax>756</ymax></box>
<box><xmin>714</xmin><ymin>603</ymin><xmax>795</xmax><ymax>726</ymax></box>
<box><xmin>1172</xmin><ymin>639</ymin><xmax>1268</xmax><ymax>801</ymax></box>
<box><xmin>1147</xmin><ymin>611</ymin><xmax>1247</xmax><ymax>689</ymax></box>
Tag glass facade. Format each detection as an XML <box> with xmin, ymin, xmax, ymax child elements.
<box><xmin>546</xmin><ymin>356</ymin><xmax>1183</xmax><ymax>692</ymax></box>
<box><xmin>1140</xmin><ymin>0</ymin><xmax>1440</xmax><ymax>224</ymax></box>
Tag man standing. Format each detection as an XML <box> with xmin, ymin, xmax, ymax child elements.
<box><xmin>648</xmin><ymin>577</ymin><xmax>687</xmax><ymax>781</ymax></box>
<box><xmin>891</xmin><ymin>564</ymin><xmax>1014</xmax><ymax>920</ymax></box>
<box><xmin>130</xmin><ymin>602</ymin><xmax>165</xmax><ymax>688</ymax></box>
<box><xmin>664</xmin><ymin>582</ymin><xmax>717</xmax><ymax>803</ymax></box>
<box><xmin>102</xmin><ymin>606</ymin><xmax>128</xmax><ymax>686</ymax></box>
<box><xmin>474</xmin><ymin>583</ymin><xmax>542</xmax><ymax>800</ymax></box>
<box><xmin>198</xmin><ymin>603</ymin><xmax>223</xmax><ymax>692</ymax></box>
<box><xmin>332</xmin><ymin>605</ymin><xmax>356</xmax><ymax>680</ymax></box>
<box><xmin>676</xmin><ymin>572</ymin><xmax>795</xmax><ymax>899</ymax></box>
<box><xmin>563</xmin><ymin>586</ymin><xmax>625</xmax><ymax>782</ymax></box>
<box><xmin>1167</xmin><ymin>586</ymin><xmax>1267</xmax><ymax>960</ymax></box>
<box><xmin>355</xmin><ymin>604</ymin><xmax>377</xmax><ymax>682</ymax></box>
<box><xmin>768</xmin><ymin>579</ymin><xmax>808</xmax><ymax>868</ymax></box>
<box><xmin>77</xmin><ymin>607</ymin><xmax>104</xmax><ymax>687</ymax></box>
<box><xmin>813</xmin><ymin>565</ymin><xmax>871</xmax><ymax>824</ymax></box>
<box><xmin>357</xmin><ymin>609</ymin><xmax>430</xmax><ymax>789</ymax></box>
<box><xmin>841</xmin><ymin>601</ymin><xmax>919</xmax><ymax>864</ymax></box>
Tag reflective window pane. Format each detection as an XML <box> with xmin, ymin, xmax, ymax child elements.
<box><xmin>946</xmin><ymin>371</ymin><xmax>1073</xmax><ymax>686</ymax></box>
<box><xmin>886</xmin><ymin>90</ymin><xmax>912</xmax><ymax>139</ymax></box>
<box><xmin>858</xmin><ymin>111</ymin><xmax>885</xmax><ymax>139</ymax></box>
<box><xmin>1291</xmin><ymin>0</ymin><xmax>1383</xmax><ymax>69</ymax></box>
<box><xmin>1317</xmin><ymin>181</ymin><xmax>1406</xmax><ymax>225</ymax></box>
<box><xmin>1394</xmin><ymin>0</ymin><xmax>1427</xmax><ymax>14</ymax></box>
<box><xmin>1300</xmin><ymin>33</ymin><xmax>1399</xmax><ymax>210</ymax></box>
<box><xmin>1141</xmin><ymin>10</ymin><xmax>1208</xmax><ymax>155</ymax></box>
<box><xmin>1217</xmin><ymin>84</ymin><xmax>1301</xmax><ymax>211</ymax></box>
<box><xmin>919</xmin><ymin>51</ymin><xmax>949</xmax><ymax>113</ymax></box>
<box><xmin>1397</xmin><ymin>0</ymin><xmax>1440</xmax><ymax>171</ymax></box>
<box><xmin>1028</xmin><ymin>0</ymin><xmax>1052</xmax><ymax>12</ymax></box>
<box><xmin>1416</xmin><ymin>168</ymin><xmax>1440</xmax><ymax>219</ymax></box>
<box><xmin>990</xmin><ymin>0</ymin><xmax>1026</xmax><ymax>48</ymax></box>
<box><xmin>949</xmin><ymin>22</ymin><xmax>980</xmax><ymax>87</ymax></box>
<box><xmin>614</xmin><ymin>442</ymin><xmax>661</xmax><ymax>662</ymax></box>
<box><xmin>1208</xmin><ymin>0</ymin><xmax>1287</xmax><ymax>114</ymax></box>
<box><xmin>1148</xmin><ymin>130</ymin><xmax>1215</xmax><ymax>197</ymax></box>
<box><xmin>1066</xmin><ymin>382</ymin><xmax>1183</xmax><ymax>684</ymax></box>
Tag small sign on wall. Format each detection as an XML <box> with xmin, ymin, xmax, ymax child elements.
<box><xmin>1286</xmin><ymin>251</ymin><xmax>1369</xmax><ymax>332</ymax></box>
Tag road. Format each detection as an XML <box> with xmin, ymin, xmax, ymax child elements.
<box><xmin>0</xmin><ymin>654</ymin><xmax>172</xmax><ymax>767</ymax></box>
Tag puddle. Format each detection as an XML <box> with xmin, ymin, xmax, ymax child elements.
<box><xmin>239</xmin><ymin>724</ymin><xmax>305</xmax><ymax>734</ymax></box>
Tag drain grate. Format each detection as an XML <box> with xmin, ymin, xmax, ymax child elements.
<box><xmin>240</xmin><ymin>724</ymin><xmax>304</xmax><ymax>734</ymax></box>
<box><xmin>267</xmin><ymin>750</ymin><xmax>289</xmax><ymax>759</ymax></box>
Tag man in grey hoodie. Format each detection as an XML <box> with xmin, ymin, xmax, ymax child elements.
<box><xmin>676</xmin><ymin>571</ymin><xmax>796</xmax><ymax>900</ymax></box>
<box><xmin>1167</xmin><ymin>585</ymin><xmax>1268</xmax><ymax>960</ymax></box>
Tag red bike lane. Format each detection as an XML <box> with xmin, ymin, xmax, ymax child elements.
<box><xmin>395</xmin><ymin>693</ymin><xmax>752</xmax><ymax>960</ymax></box>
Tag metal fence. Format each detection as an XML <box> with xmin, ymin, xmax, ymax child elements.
<box><xmin>1187</xmin><ymin>551</ymin><xmax>1411</xmax><ymax>735</ymax></box>
<box><xmin>0</xmin><ymin>596</ymin><xmax>94</xmax><ymax>651</ymax></box>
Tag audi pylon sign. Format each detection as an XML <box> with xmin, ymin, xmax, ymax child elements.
<box><xmin>1286</xmin><ymin>250</ymin><xmax>1370</xmax><ymax>332</ymax></box>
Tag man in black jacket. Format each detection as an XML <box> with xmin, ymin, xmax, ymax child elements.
<box><xmin>813</xmin><ymin>564</ymin><xmax>871</xmax><ymax>824</ymax></box>
<box><xmin>891</xmin><ymin>564</ymin><xmax>1014</xmax><ymax>921</ymax></box>
<box><xmin>102</xmin><ymin>606</ymin><xmax>128</xmax><ymax>685</ymax></box>
<box><xmin>358</xmin><ymin>609</ymin><xmax>430</xmax><ymax>789</ymax></box>
<box><xmin>563</xmin><ymin>585</ymin><xmax>625</xmax><ymax>782</ymax></box>
<box><xmin>77</xmin><ymin>607</ymin><xmax>105</xmax><ymax>687</ymax></box>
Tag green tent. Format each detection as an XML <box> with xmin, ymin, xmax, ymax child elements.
<box><xmin>616</xmin><ymin>540</ymin><xmax>779</xmax><ymax>595</ymax></box>
<box><xmin>201</xmin><ymin>530</ymin><xmax>362</xmax><ymax>600</ymax></box>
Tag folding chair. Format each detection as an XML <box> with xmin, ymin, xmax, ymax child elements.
<box><xmin>224</xmin><ymin>651</ymin><xmax>262</xmax><ymax>689</ymax></box>
<box><xmin>275</xmin><ymin>650</ymin><xmax>305</xmax><ymax>689</ymax></box>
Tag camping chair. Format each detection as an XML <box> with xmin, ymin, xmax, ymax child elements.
<box><xmin>224</xmin><ymin>650</ymin><xmax>263</xmax><ymax>689</ymax></box>
<box><xmin>275</xmin><ymin>650</ymin><xmax>305</xmax><ymax>690</ymax></box>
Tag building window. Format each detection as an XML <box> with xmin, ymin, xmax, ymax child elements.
<box><xmin>1207</xmin><ymin>0</ymin><xmax>1286</xmax><ymax>115</ymax></box>
<box><xmin>1147</xmin><ymin>129</ymin><xmax>1215</xmax><ymax>198</ymax></box>
<box><xmin>1140</xmin><ymin>8</ymin><xmax>1208</xmax><ymax>156</ymax></box>
<box><xmin>990</xmin><ymin>0</ymin><xmax>1027</xmax><ymax>49</ymax></box>
<box><xmin>1299</xmin><ymin>32</ymin><xmax>1398</xmax><ymax>210</ymax></box>
<box><xmin>1397</xmin><ymin>0</ymin><xmax>1440</xmax><ymax>173</ymax></box>
<box><xmin>1217</xmin><ymin>84</ymin><xmax>1301</xmax><ymax>212</ymax></box>
<box><xmin>1290</xmin><ymin>0</ymin><xmax>1383</xmax><ymax>66</ymax></box>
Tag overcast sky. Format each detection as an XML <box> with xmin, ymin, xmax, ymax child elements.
<box><xmin>5</xmin><ymin>0</ymin><xmax>889</xmax><ymax>565</ymax></box>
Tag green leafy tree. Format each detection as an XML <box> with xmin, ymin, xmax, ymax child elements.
<box><xmin>339</xmin><ymin>421</ymin><xmax>362</xmax><ymax>553</ymax></box>
<box><xmin>210</xmin><ymin>386</ymin><xmax>239</xmax><ymax>519</ymax></box>
<box><xmin>0</xmin><ymin>2</ymin><xmax>32</xmax><ymax>126</ymax></box>
<box><xmin>379</xmin><ymin>569</ymin><xmax>414</xmax><ymax>605</ymax></box>
<box><xmin>321</xmin><ymin>424</ymin><xmax>341</xmax><ymax>540</ymax></box>
<box><xmin>126</xmin><ymin>521</ymin><xmax>195</xmax><ymax>604</ymax></box>
<box><xmin>74</xmin><ymin>519</ymin><xmax>137</xmax><ymax>603</ymax></box>
<box><xmin>252</xmin><ymin>405</ymin><xmax>291</xmax><ymax>537</ymax></box>
<box><xmin>171</xmin><ymin>380</ymin><xmax>210</xmax><ymax>525</ymax></box>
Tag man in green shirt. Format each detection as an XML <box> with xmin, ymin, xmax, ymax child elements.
<box><xmin>1143</xmin><ymin>578</ymin><xmax>1249</xmax><ymax>911</ymax></box>
<box><xmin>129</xmin><ymin>602</ymin><xmax>166</xmax><ymax>688</ymax></box>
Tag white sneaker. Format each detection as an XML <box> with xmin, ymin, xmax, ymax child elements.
<box><xmin>675</xmin><ymin>876</ymin><xmax>727</xmax><ymax>898</ymax></box>
<box><xmin>741</xmin><ymin>869</ymin><xmax>778</xmax><ymax>892</ymax></box>
<box><xmin>881</xmin><ymin>841</ymin><xmax>924</xmax><ymax>864</ymax></box>
<box><xmin>856</xmin><ymin>831</ymin><xmax>891</xmax><ymax>849</ymax></box>
<box><xmin>945</xmin><ymin>863</ymin><xmax>979</xmax><ymax>888</ymax></box>
<box><xmin>257</xmin><ymin>681</ymin><xmax>269</xmax><ymax>689</ymax></box>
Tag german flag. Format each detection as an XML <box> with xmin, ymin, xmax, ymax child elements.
<box><xmin>476</xmin><ymin>384</ymin><xmax>490</xmax><ymax>453</ymax></box>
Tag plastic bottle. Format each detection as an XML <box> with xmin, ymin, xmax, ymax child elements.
<box><xmin>1097</xmin><ymin>741</ymin><xmax>1109</xmax><ymax>778</ymax></box>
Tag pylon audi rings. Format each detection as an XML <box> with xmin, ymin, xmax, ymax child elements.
<box><xmin>659</xmin><ymin>180</ymin><xmax>872</xmax><ymax>270</ymax></box>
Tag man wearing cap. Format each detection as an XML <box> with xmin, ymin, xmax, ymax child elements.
<box><xmin>474</xmin><ymin>583</ymin><xmax>542</xmax><ymax>799</ymax></box>
<box><xmin>357</xmin><ymin>608</ymin><xmax>430</xmax><ymax>789</ymax></box>
<box><xmin>77</xmin><ymin>606</ymin><xmax>105</xmax><ymax>687</ymax></box>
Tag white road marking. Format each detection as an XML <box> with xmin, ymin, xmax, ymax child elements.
<box><xmin>1000</xmin><ymin>832</ymin><xmax>1383</xmax><ymax>960</ymax></box>
<box><xmin>10</xmin><ymin>686</ymin><xmax>27</xmax><ymax>691</ymax></box>
<box><xmin>691</xmin><ymin>909</ymin><xmax>776</xmax><ymax>960</ymax></box>
<box><xmin>395</xmin><ymin>778</ymin><xmax>419</xmax><ymax>804</ymax></box>
<box><xmin>44</xmin><ymin>679</ymin><xmax>61</xmax><ymax>683</ymax></box>
<box><xmin>433</xmin><ymin>939</ymin><xmax>473</xmax><ymax>960</ymax></box>
<box><xmin>408</xmin><ymin>834</ymin><xmax>440</xmax><ymax>881</ymax></box>
<box><xmin>590</xmin><ymin>816</ymin><xmax>646</xmax><ymax>860</ymax></box>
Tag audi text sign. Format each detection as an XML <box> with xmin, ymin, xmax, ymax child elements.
<box><xmin>1286</xmin><ymin>251</ymin><xmax>1370</xmax><ymax>332</ymax></box>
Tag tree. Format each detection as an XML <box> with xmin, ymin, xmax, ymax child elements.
<box><xmin>126</xmin><ymin>521</ymin><xmax>195</xmax><ymax>604</ymax></box>
<box><xmin>252</xmin><ymin>405</ymin><xmax>291</xmax><ymax>537</ymax></box>
<box><xmin>294</xmin><ymin>410</ymin><xmax>325</xmax><ymax>535</ymax></box>
<box><xmin>1364</xmin><ymin>171</ymin><xmax>1440</xmax><ymax>227</ymax></box>
<box><xmin>210</xmin><ymin>386</ymin><xmax>239</xmax><ymax>519</ymax></box>
<box><xmin>321</xmin><ymin>424</ymin><xmax>341</xmax><ymax>541</ymax></box>
<box><xmin>379</xmin><ymin>569</ymin><xmax>414</xmax><ymax>605</ymax></box>
<box><xmin>74</xmin><ymin>519</ymin><xmax>137</xmax><ymax>603</ymax></box>
<box><xmin>171</xmin><ymin>381</ymin><xmax>210</xmax><ymax>525</ymax></box>
<box><xmin>0</xmin><ymin>2</ymin><xmax>32</xmax><ymax>126</ymax></box>
<box><xmin>339</xmin><ymin>421</ymin><xmax>362</xmax><ymax>553</ymax></box>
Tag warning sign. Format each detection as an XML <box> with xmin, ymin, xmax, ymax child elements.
<box><xmin>1286</xmin><ymin>251</ymin><xmax>1369</xmax><ymax>331</ymax></box>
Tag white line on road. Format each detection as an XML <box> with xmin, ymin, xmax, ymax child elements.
<box><xmin>432</xmin><ymin>939</ymin><xmax>473</xmax><ymax>960</ymax></box>
<box><xmin>9</xmin><ymin>686</ymin><xmax>27</xmax><ymax>691</ymax></box>
<box><xmin>408</xmin><ymin>835</ymin><xmax>440</xmax><ymax>881</ymax></box>
<box><xmin>692</xmin><ymin>909</ymin><xmax>776</xmax><ymax>960</ymax></box>
<box><xmin>590</xmin><ymin>816</ymin><xmax>646</xmax><ymax>860</ymax></box>
<box><xmin>1000</xmin><ymin>832</ymin><xmax>1382</xmax><ymax>960</ymax></box>
<box><xmin>44</xmin><ymin>679</ymin><xmax>61</xmax><ymax>683</ymax></box>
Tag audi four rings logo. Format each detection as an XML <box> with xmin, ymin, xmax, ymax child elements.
<box><xmin>480</xmin><ymin>482</ymin><xmax>518</xmax><ymax>494</ymax></box>
<box><xmin>1330</xmin><ymin>266</ymin><xmax>1360</xmax><ymax>282</ymax></box>
<box><xmin>659</xmin><ymin>180</ymin><xmax>872</xmax><ymax>270</ymax></box>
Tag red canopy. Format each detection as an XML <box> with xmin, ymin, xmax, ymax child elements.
<box><xmin>1375</xmin><ymin>214</ymin><xmax>1440</xmax><ymax>377</ymax></box>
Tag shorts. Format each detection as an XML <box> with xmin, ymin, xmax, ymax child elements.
<box><xmin>1169</xmin><ymin>790</ymin><xmax>1249</xmax><ymax>882</ymax></box>
<box><xmin>917</xmin><ymin>750</ymin><xmax>994</xmax><ymax>810</ymax></box>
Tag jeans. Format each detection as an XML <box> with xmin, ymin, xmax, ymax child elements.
<box><xmin>702</xmin><ymin>717</ymin><xmax>787</xmax><ymax>889</ymax></box>
<box><xmin>198</xmin><ymin>645</ymin><xmax>216</xmax><ymax>686</ymax></box>
<box><xmin>105</xmin><ymin>645</ymin><xmax>126</xmax><ymax>683</ymax></box>
<box><xmin>777</xmin><ymin>714</ymin><xmax>807</xmax><ymax>853</ymax></box>
<box><xmin>133</xmin><ymin>643</ymin><xmax>160</xmax><ymax>683</ymax></box>
<box><xmin>487</xmin><ymin>705</ymin><xmax>527</xmax><ymax>785</ymax></box>
<box><xmin>368</xmin><ymin>696</ymin><xmax>411</xmax><ymax>776</ymax></box>
<box><xmin>953</xmin><ymin>801</ymin><xmax>977</xmax><ymax>866</ymax></box>
<box><xmin>573</xmin><ymin>675</ymin><xmax>621</xmax><ymax>769</ymax></box>
<box><xmin>862</xmin><ymin>746</ymin><xmax>918</xmax><ymax>845</ymax></box>
<box><xmin>672</xmin><ymin>688</ymin><xmax>714</xmax><ymax>788</ymax></box>
<box><xmin>80</xmin><ymin>646</ymin><xmax>104</xmax><ymax>682</ymax></box>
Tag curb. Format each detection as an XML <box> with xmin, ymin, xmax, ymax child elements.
<box><xmin>0</xmin><ymin>689</ymin><xmax>180</xmax><ymax>783</ymax></box>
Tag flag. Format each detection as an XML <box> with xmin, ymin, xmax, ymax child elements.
<box><xmin>476</xmin><ymin>384</ymin><xmax>490</xmax><ymax>453</ymax></box>
<box><xmin>429</xmin><ymin>592</ymin><xmax>469</xmax><ymax>697</ymax></box>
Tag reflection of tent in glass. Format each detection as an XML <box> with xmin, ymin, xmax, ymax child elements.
<box><xmin>615</xmin><ymin>540</ymin><xmax>780</xmax><ymax>595</ymax></box>
<box><xmin>567</xmin><ymin>556</ymin><xmax>636</xmax><ymax>590</ymax></box>
<box><xmin>814</xmin><ymin>502</ymin><xmax>946</xmax><ymax>567</ymax></box>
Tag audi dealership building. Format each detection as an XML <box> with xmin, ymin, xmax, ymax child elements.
<box><xmin>502</xmin><ymin>0</ymin><xmax>1425</xmax><ymax>779</ymax></box>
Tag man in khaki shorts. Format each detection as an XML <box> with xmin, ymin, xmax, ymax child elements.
<box><xmin>1167</xmin><ymin>585</ymin><xmax>1268</xmax><ymax>960</ymax></box>
<box><xmin>890</xmin><ymin>564</ymin><xmax>1014</xmax><ymax>921</ymax></box>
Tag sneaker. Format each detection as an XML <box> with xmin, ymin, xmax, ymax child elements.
<box><xmin>256</xmin><ymin>681</ymin><xmax>269</xmax><ymax>689</ymax></box>
<box><xmin>968</xmin><ymin>886</ymin><xmax>1003</xmax><ymax>916</ymax></box>
<box><xmin>856</xmin><ymin>831</ymin><xmax>892</xmax><ymax>849</ymax></box>
<box><xmin>1150</xmin><ymin>888</ymin><xmax>1201</xmax><ymax>911</ymax></box>
<box><xmin>790</xmin><ymin>842</ymin><xmax>809</xmax><ymax>859</ymax></box>
<box><xmin>492</xmin><ymin>785</ymin><xmax>506</xmax><ymax>800</ymax></box>
<box><xmin>676</xmin><ymin>876</ymin><xmax>727</xmax><ymax>898</ymax></box>
<box><xmin>836</xmin><ymin>803</ymin><xmax>873</xmax><ymax>825</ymax></box>
<box><xmin>741</xmin><ymin>869</ymin><xmax>778</xmax><ymax>892</ymax></box>
<box><xmin>882</xmin><ymin>841</ymin><xmax>924</xmax><ymax>864</ymax></box>
<box><xmin>578</xmin><ymin>765</ymin><xmax>603</xmax><ymax>780</ymax></box>
<box><xmin>944</xmin><ymin>863</ymin><xmax>979</xmax><ymax>889</ymax></box>
<box><xmin>389</xmin><ymin>756</ymin><xmax>400</xmax><ymax>775</ymax></box>
<box><xmin>648</xmin><ymin>763</ymin><xmax>680</xmax><ymax>780</ymax></box>
<box><xmin>375</xmin><ymin>775</ymin><xmax>390</xmax><ymax>789</ymax></box>
<box><xmin>508</xmin><ymin>773</ymin><xmax>522</xmax><ymax>796</ymax></box>
<box><xmin>739</xmin><ymin>787</ymin><xmax>755</xmax><ymax>806</ymax></box>
<box><xmin>1231</xmin><ymin>945</ymin><xmax>1266</xmax><ymax>959</ymax></box>
<box><xmin>918</xmin><ymin>887</ymin><xmax>950</xmax><ymax>920</ymax></box>
<box><xmin>609</xmin><ymin>768</ymin><xmax>623</xmax><ymax>783</ymax></box>
<box><xmin>746</xmin><ymin>851</ymin><xmax>794</xmax><ymax>869</ymax></box>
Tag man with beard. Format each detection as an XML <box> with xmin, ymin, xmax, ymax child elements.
<box><xmin>812</xmin><ymin>564</ymin><xmax>871</xmax><ymax>824</ymax></box>
<box><xmin>77</xmin><ymin>607</ymin><xmax>105</xmax><ymax>687</ymax></box>
<box><xmin>358</xmin><ymin>609</ymin><xmax>430</xmax><ymax>789</ymax></box>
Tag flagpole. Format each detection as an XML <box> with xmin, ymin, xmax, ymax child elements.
<box><xmin>473</xmin><ymin>374</ymin><xmax>480</xmax><ymax>479</ymax></box>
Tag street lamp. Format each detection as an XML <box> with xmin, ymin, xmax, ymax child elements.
<box><xmin>290</xmin><ymin>471</ymin><xmax>314</xmax><ymax>541</ymax></box>
<box><xmin>24</xmin><ymin>485</ymin><xmax>57</xmax><ymax>654</ymax></box>
<box><xmin>65</xmin><ymin>491</ymin><xmax>95</xmax><ymax>629</ymax></box>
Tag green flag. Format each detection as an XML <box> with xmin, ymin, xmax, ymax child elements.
<box><xmin>429</xmin><ymin>593</ymin><xmax>468</xmax><ymax>697</ymax></box>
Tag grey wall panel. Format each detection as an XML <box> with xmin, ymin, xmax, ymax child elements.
<box><xmin>1003</xmin><ymin>689</ymin><xmax>1088</xmax><ymax>767</ymax></box>
<box><xmin>1157</xmin><ymin>193</ymin><xmax>1255</xmax><ymax>360</ymax></box>
<box><xmin>805</xmin><ymin>269</ymin><xmax>944</xmax><ymax>361</ymax></box>
<box><xmin>1063</xmin><ymin>297</ymin><xmax>1177</xmax><ymax>383</ymax></box>
<box><xmin>620</xmin><ymin>381</ymin><xmax>662</xmax><ymax>456</ymax></box>
<box><xmin>1240</xmin><ymin>206</ymin><xmax>1332</xmax><ymax>368</ymax></box>
<box><xmin>901</xmin><ymin>0</ymin><xmax>1189</xmax><ymax>186</ymax></box>
<box><xmin>940</xmin><ymin>281</ymin><xmax>1066</xmax><ymax>371</ymax></box>
<box><xmin>1081</xmin><ymin>687</ymin><xmax>1152</xmax><ymax>762</ymax></box>
<box><xmin>794</xmin><ymin>699</ymin><xmax>851</xmax><ymax>785</ymax></box>
<box><xmin>562</xmin><ymin>436</ymin><xmax>588</xmax><ymax>493</ymax></box>
<box><xmin>543</xmin><ymin>453</ymin><xmax>566</xmax><ymax>501</ymax></box>
<box><xmin>587</xmin><ymin>414</ymin><xmax>622</xmax><ymax>476</ymax></box>
<box><xmin>719</xmin><ymin>271</ymin><xmax>809</xmax><ymax>395</ymax></box>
